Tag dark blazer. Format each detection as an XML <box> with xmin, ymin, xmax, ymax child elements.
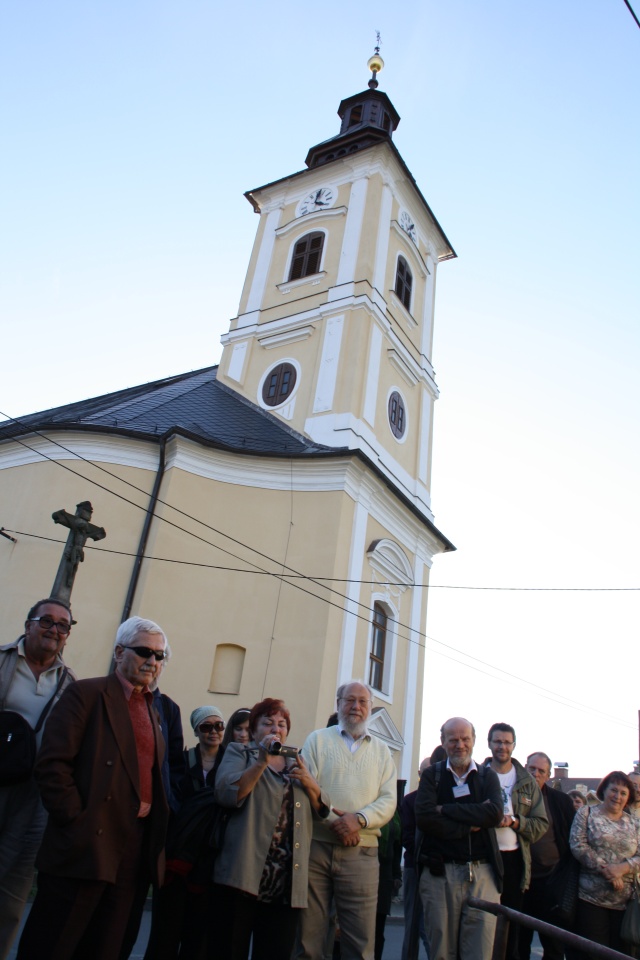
<box><xmin>34</xmin><ymin>672</ymin><xmax>169</xmax><ymax>885</ymax></box>
<box><xmin>542</xmin><ymin>785</ymin><xmax>575</xmax><ymax>861</ymax></box>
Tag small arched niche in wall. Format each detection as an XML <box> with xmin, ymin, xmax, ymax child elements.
<box><xmin>209</xmin><ymin>643</ymin><xmax>245</xmax><ymax>695</ymax></box>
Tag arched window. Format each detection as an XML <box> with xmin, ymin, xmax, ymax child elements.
<box><xmin>289</xmin><ymin>232</ymin><xmax>324</xmax><ymax>281</ymax></box>
<box><xmin>262</xmin><ymin>362</ymin><xmax>297</xmax><ymax>407</ymax></box>
<box><xmin>395</xmin><ymin>255</ymin><xmax>412</xmax><ymax>310</ymax></box>
<box><xmin>369</xmin><ymin>603</ymin><xmax>388</xmax><ymax>692</ymax></box>
<box><xmin>388</xmin><ymin>390</ymin><xmax>406</xmax><ymax>439</ymax></box>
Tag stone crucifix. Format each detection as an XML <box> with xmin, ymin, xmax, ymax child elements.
<box><xmin>51</xmin><ymin>501</ymin><xmax>107</xmax><ymax>603</ymax></box>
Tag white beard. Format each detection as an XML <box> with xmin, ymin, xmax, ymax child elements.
<box><xmin>341</xmin><ymin>715</ymin><xmax>368</xmax><ymax>739</ymax></box>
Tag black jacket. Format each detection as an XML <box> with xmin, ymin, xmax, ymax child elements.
<box><xmin>415</xmin><ymin>760</ymin><xmax>504</xmax><ymax>891</ymax></box>
<box><xmin>541</xmin><ymin>784</ymin><xmax>575</xmax><ymax>861</ymax></box>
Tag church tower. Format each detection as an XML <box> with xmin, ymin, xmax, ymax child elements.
<box><xmin>0</xmin><ymin>52</ymin><xmax>456</xmax><ymax>785</ymax></box>
<box><xmin>217</xmin><ymin>50</ymin><xmax>455</xmax><ymax>526</ymax></box>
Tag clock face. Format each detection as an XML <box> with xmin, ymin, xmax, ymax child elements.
<box><xmin>399</xmin><ymin>209</ymin><xmax>417</xmax><ymax>243</ymax></box>
<box><xmin>297</xmin><ymin>187</ymin><xmax>336</xmax><ymax>217</ymax></box>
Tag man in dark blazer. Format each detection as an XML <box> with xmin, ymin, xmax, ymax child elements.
<box><xmin>519</xmin><ymin>752</ymin><xmax>575</xmax><ymax>960</ymax></box>
<box><xmin>17</xmin><ymin>616</ymin><xmax>171</xmax><ymax>960</ymax></box>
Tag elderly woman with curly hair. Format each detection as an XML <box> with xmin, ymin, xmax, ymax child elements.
<box><xmin>212</xmin><ymin>697</ymin><xmax>329</xmax><ymax>960</ymax></box>
<box><xmin>570</xmin><ymin>770</ymin><xmax>640</xmax><ymax>955</ymax></box>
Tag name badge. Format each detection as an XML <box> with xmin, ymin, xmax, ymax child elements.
<box><xmin>453</xmin><ymin>784</ymin><xmax>471</xmax><ymax>799</ymax></box>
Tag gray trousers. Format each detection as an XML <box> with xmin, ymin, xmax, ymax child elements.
<box><xmin>420</xmin><ymin>861</ymin><xmax>500</xmax><ymax>960</ymax></box>
<box><xmin>296</xmin><ymin>839</ymin><xmax>379</xmax><ymax>960</ymax></box>
<box><xmin>0</xmin><ymin>778</ymin><xmax>47</xmax><ymax>960</ymax></box>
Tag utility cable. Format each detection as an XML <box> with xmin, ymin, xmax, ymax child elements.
<box><xmin>5</xmin><ymin>527</ymin><xmax>637</xmax><ymax>732</ymax></box>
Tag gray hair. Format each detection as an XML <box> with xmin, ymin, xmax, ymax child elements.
<box><xmin>336</xmin><ymin>679</ymin><xmax>373</xmax><ymax>703</ymax></box>
<box><xmin>527</xmin><ymin>751</ymin><xmax>552</xmax><ymax>772</ymax></box>
<box><xmin>114</xmin><ymin>616</ymin><xmax>171</xmax><ymax>661</ymax></box>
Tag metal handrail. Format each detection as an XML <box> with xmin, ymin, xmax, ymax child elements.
<box><xmin>467</xmin><ymin>896</ymin><xmax>632</xmax><ymax>960</ymax></box>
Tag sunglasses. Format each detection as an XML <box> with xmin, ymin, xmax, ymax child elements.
<box><xmin>199</xmin><ymin>722</ymin><xmax>225</xmax><ymax>733</ymax></box>
<box><xmin>122</xmin><ymin>645</ymin><xmax>167</xmax><ymax>662</ymax></box>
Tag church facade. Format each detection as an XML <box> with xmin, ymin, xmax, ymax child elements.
<box><xmin>0</xmin><ymin>62</ymin><xmax>455</xmax><ymax>783</ymax></box>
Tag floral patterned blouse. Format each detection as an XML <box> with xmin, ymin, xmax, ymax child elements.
<box><xmin>570</xmin><ymin>805</ymin><xmax>640</xmax><ymax>909</ymax></box>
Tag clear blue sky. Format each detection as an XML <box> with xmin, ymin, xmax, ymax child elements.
<box><xmin>1</xmin><ymin>1</ymin><xmax>638</xmax><ymax>776</ymax></box>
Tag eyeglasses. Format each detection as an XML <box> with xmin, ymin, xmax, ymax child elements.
<box><xmin>339</xmin><ymin>697</ymin><xmax>371</xmax><ymax>707</ymax></box>
<box><xmin>199</xmin><ymin>722</ymin><xmax>225</xmax><ymax>733</ymax></box>
<box><xmin>123</xmin><ymin>645</ymin><xmax>167</xmax><ymax>662</ymax></box>
<box><xmin>29</xmin><ymin>616</ymin><xmax>72</xmax><ymax>636</ymax></box>
<box><xmin>490</xmin><ymin>740</ymin><xmax>515</xmax><ymax>747</ymax></box>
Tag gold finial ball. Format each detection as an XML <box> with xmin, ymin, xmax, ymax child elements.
<box><xmin>367</xmin><ymin>53</ymin><xmax>384</xmax><ymax>74</ymax></box>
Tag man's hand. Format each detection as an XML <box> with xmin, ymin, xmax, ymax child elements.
<box><xmin>330</xmin><ymin>808</ymin><xmax>362</xmax><ymax>845</ymax></box>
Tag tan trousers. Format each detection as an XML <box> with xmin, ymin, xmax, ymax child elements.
<box><xmin>295</xmin><ymin>839</ymin><xmax>379</xmax><ymax>960</ymax></box>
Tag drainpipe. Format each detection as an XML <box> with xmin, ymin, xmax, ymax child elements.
<box><xmin>120</xmin><ymin>437</ymin><xmax>167</xmax><ymax>623</ymax></box>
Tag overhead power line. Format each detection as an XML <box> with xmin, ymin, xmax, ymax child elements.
<box><xmin>623</xmin><ymin>0</ymin><xmax>640</xmax><ymax>29</ymax></box>
<box><xmin>1</xmin><ymin>412</ymin><xmax>637</xmax><ymax>731</ymax></box>
<box><xmin>5</xmin><ymin>527</ymin><xmax>637</xmax><ymax>733</ymax></box>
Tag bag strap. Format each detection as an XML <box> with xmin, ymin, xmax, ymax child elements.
<box><xmin>33</xmin><ymin>668</ymin><xmax>69</xmax><ymax>734</ymax></box>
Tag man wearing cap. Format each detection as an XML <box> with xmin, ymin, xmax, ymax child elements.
<box><xmin>0</xmin><ymin>598</ymin><xmax>76</xmax><ymax>960</ymax></box>
<box><xmin>17</xmin><ymin>616</ymin><xmax>170</xmax><ymax>960</ymax></box>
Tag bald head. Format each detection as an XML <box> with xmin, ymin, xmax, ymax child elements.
<box><xmin>440</xmin><ymin>717</ymin><xmax>476</xmax><ymax>774</ymax></box>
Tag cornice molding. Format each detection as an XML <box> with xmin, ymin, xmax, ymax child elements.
<box><xmin>275</xmin><ymin>206</ymin><xmax>347</xmax><ymax>238</ymax></box>
<box><xmin>276</xmin><ymin>272</ymin><xmax>327</xmax><ymax>295</ymax></box>
<box><xmin>257</xmin><ymin>325</ymin><xmax>315</xmax><ymax>349</ymax></box>
<box><xmin>0</xmin><ymin>432</ymin><xmax>158</xmax><ymax>472</ymax></box>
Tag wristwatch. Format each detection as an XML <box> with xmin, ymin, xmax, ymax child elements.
<box><xmin>356</xmin><ymin>813</ymin><xmax>367</xmax><ymax>828</ymax></box>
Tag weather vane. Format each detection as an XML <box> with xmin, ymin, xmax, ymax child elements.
<box><xmin>367</xmin><ymin>32</ymin><xmax>384</xmax><ymax>89</ymax></box>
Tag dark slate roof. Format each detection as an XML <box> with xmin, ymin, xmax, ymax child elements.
<box><xmin>0</xmin><ymin>365</ymin><xmax>455</xmax><ymax>550</ymax></box>
<box><xmin>0</xmin><ymin>366</ymin><xmax>334</xmax><ymax>456</ymax></box>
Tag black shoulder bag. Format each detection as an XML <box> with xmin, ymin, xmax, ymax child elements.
<box><xmin>0</xmin><ymin>661</ymin><xmax>69</xmax><ymax>785</ymax></box>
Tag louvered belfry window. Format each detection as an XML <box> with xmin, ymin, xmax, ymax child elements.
<box><xmin>395</xmin><ymin>255</ymin><xmax>412</xmax><ymax>310</ymax></box>
<box><xmin>289</xmin><ymin>232</ymin><xmax>324</xmax><ymax>281</ymax></box>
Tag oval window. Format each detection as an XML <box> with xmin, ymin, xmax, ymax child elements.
<box><xmin>388</xmin><ymin>391</ymin><xmax>406</xmax><ymax>439</ymax></box>
<box><xmin>262</xmin><ymin>362</ymin><xmax>297</xmax><ymax>407</ymax></box>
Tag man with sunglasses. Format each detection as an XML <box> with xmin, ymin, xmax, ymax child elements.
<box><xmin>17</xmin><ymin>616</ymin><xmax>170</xmax><ymax>960</ymax></box>
<box><xmin>0</xmin><ymin>597</ymin><xmax>76</xmax><ymax>959</ymax></box>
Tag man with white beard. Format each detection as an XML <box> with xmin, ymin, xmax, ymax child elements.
<box><xmin>295</xmin><ymin>680</ymin><xmax>397</xmax><ymax>960</ymax></box>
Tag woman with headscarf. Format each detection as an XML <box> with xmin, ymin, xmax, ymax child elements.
<box><xmin>145</xmin><ymin>706</ymin><xmax>226</xmax><ymax>960</ymax></box>
<box><xmin>178</xmin><ymin>705</ymin><xmax>226</xmax><ymax>800</ymax></box>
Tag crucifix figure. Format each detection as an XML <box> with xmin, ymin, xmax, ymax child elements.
<box><xmin>51</xmin><ymin>501</ymin><xmax>106</xmax><ymax>603</ymax></box>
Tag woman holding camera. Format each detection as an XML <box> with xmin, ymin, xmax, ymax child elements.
<box><xmin>212</xmin><ymin>698</ymin><xmax>329</xmax><ymax>960</ymax></box>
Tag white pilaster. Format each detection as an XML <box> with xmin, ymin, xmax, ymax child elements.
<box><xmin>421</xmin><ymin>251</ymin><xmax>436</xmax><ymax>359</ymax></box>
<box><xmin>245</xmin><ymin>207</ymin><xmax>281</xmax><ymax>314</ymax></box>
<box><xmin>401</xmin><ymin>555</ymin><xmax>424</xmax><ymax>782</ymax></box>
<box><xmin>312</xmin><ymin>315</ymin><xmax>344</xmax><ymax>413</ymax></box>
<box><xmin>373</xmin><ymin>183</ymin><xmax>393</xmax><ymax>294</ymax></box>
<box><xmin>418</xmin><ymin>389</ymin><xmax>432</xmax><ymax>487</ymax></box>
<box><xmin>337</xmin><ymin>497</ymin><xmax>370</xmax><ymax>684</ymax></box>
<box><xmin>335</xmin><ymin>178</ymin><xmax>369</xmax><ymax>287</ymax></box>
<box><xmin>363</xmin><ymin>325</ymin><xmax>382</xmax><ymax>427</ymax></box>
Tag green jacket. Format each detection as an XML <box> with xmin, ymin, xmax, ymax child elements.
<box><xmin>485</xmin><ymin>756</ymin><xmax>549</xmax><ymax>891</ymax></box>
